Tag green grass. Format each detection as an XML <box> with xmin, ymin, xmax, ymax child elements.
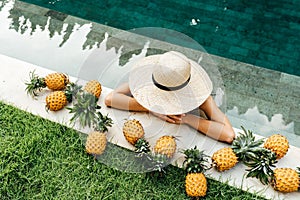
<box><xmin>0</xmin><ymin>101</ymin><xmax>268</xmax><ymax>200</ymax></box>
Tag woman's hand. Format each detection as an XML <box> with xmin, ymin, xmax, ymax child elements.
<box><xmin>150</xmin><ymin>112</ymin><xmax>186</xmax><ymax>124</ymax></box>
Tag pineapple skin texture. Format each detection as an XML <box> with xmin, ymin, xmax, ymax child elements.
<box><xmin>185</xmin><ymin>173</ymin><xmax>207</xmax><ymax>197</ymax></box>
<box><xmin>84</xmin><ymin>80</ymin><xmax>102</xmax><ymax>98</ymax></box>
<box><xmin>46</xmin><ymin>91</ymin><xmax>67</xmax><ymax>111</ymax></box>
<box><xmin>45</xmin><ymin>73</ymin><xmax>69</xmax><ymax>90</ymax></box>
<box><xmin>86</xmin><ymin>131</ymin><xmax>107</xmax><ymax>155</ymax></box>
<box><xmin>154</xmin><ymin>135</ymin><xmax>176</xmax><ymax>158</ymax></box>
<box><xmin>212</xmin><ymin>147</ymin><xmax>238</xmax><ymax>171</ymax></box>
<box><xmin>123</xmin><ymin>119</ymin><xmax>144</xmax><ymax>145</ymax></box>
<box><xmin>264</xmin><ymin>134</ymin><xmax>289</xmax><ymax>159</ymax></box>
<box><xmin>273</xmin><ymin>168</ymin><xmax>299</xmax><ymax>193</ymax></box>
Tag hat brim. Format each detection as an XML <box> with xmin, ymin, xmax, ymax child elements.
<box><xmin>129</xmin><ymin>54</ymin><xmax>213</xmax><ymax>115</ymax></box>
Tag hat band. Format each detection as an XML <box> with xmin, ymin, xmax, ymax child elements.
<box><xmin>152</xmin><ymin>74</ymin><xmax>191</xmax><ymax>91</ymax></box>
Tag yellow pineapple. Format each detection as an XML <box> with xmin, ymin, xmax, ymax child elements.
<box><xmin>123</xmin><ymin>119</ymin><xmax>145</xmax><ymax>145</ymax></box>
<box><xmin>272</xmin><ymin>168</ymin><xmax>300</xmax><ymax>193</ymax></box>
<box><xmin>45</xmin><ymin>83</ymin><xmax>82</xmax><ymax>111</ymax></box>
<box><xmin>212</xmin><ymin>127</ymin><xmax>263</xmax><ymax>171</ymax></box>
<box><xmin>76</xmin><ymin>103</ymin><xmax>112</xmax><ymax>157</ymax></box>
<box><xmin>185</xmin><ymin>173</ymin><xmax>207</xmax><ymax>197</ymax></box>
<box><xmin>45</xmin><ymin>73</ymin><xmax>69</xmax><ymax>90</ymax></box>
<box><xmin>85</xmin><ymin>131</ymin><xmax>107</xmax><ymax>156</ymax></box>
<box><xmin>46</xmin><ymin>91</ymin><xmax>68</xmax><ymax>111</ymax></box>
<box><xmin>246</xmin><ymin>149</ymin><xmax>300</xmax><ymax>193</ymax></box>
<box><xmin>84</xmin><ymin>80</ymin><xmax>102</xmax><ymax>98</ymax></box>
<box><xmin>264</xmin><ymin>134</ymin><xmax>289</xmax><ymax>159</ymax></box>
<box><xmin>183</xmin><ymin>146</ymin><xmax>210</xmax><ymax>198</ymax></box>
<box><xmin>25</xmin><ymin>70</ymin><xmax>69</xmax><ymax>96</ymax></box>
<box><xmin>154</xmin><ymin>135</ymin><xmax>176</xmax><ymax>158</ymax></box>
<box><xmin>212</xmin><ymin>147</ymin><xmax>238</xmax><ymax>171</ymax></box>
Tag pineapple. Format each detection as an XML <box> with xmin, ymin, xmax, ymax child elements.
<box><xmin>146</xmin><ymin>135</ymin><xmax>177</xmax><ymax>173</ymax></box>
<box><xmin>183</xmin><ymin>146</ymin><xmax>211</xmax><ymax>198</ymax></box>
<box><xmin>154</xmin><ymin>135</ymin><xmax>177</xmax><ymax>158</ymax></box>
<box><xmin>45</xmin><ymin>73</ymin><xmax>69</xmax><ymax>90</ymax></box>
<box><xmin>212</xmin><ymin>147</ymin><xmax>238</xmax><ymax>171</ymax></box>
<box><xmin>25</xmin><ymin>70</ymin><xmax>69</xmax><ymax>96</ymax></box>
<box><xmin>85</xmin><ymin>131</ymin><xmax>107</xmax><ymax>156</ymax></box>
<box><xmin>45</xmin><ymin>82</ymin><xmax>82</xmax><ymax>111</ymax></box>
<box><xmin>264</xmin><ymin>134</ymin><xmax>289</xmax><ymax>159</ymax></box>
<box><xmin>273</xmin><ymin>168</ymin><xmax>300</xmax><ymax>193</ymax></box>
<box><xmin>123</xmin><ymin>119</ymin><xmax>145</xmax><ymax>145</ymax></box>
<box><xmin>46</xmin><ymin>91</ymin><xmax>68</xmax><ymax>111</ymax></box>
<box><xmin>246</xmin><ymin>149</ymin><xmax>300</xmax><ymax>193</ymax></box>
<box><xmin>83</xmin><ymin>110</ymin><xmax>113</xmax><ymax>157</ymax></box>
<box><xmin>84</xmin><ymin>80</ymin><xmax>102</xmax><ymax>98</ymax></box>
<box><xmin>185</xmin><ymin>173</ymin><xmax>207</xmax><ymax>197</ymax></box>
<box><xmin>74</xmin><ymin>94</ymin><xmax>112</xmax><ymax>157</ymax></box>
<box><xmin>212</xmin><ymin>127</ymin><xmax>263</xmax><ymax>171</ymax></box>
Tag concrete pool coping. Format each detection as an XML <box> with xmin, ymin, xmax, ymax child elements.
<box><xmin>1</xmin><ymin>54</ymin><xmax>299</xmax><ymax>200</ymax></box>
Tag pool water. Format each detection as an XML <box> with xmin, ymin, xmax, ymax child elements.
<box><xmin>19</xmin><ymin>0</ymin><xmax>300</xmax><ymax>76</ymax></box>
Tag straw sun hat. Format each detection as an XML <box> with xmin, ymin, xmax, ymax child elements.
<box><xmin>129</xmin><ymin>51</ymin><xmax>213</xmax><ymax>115</ymax></box>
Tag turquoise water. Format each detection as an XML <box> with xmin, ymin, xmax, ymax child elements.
<box><xmin>19</xmin><ymin>0</ymin><xmax>300</xmax><ymax>76</ymax></box>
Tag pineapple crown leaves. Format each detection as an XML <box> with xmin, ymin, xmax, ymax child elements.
<box><xmin>134</xmin><ymin>138</ymin><xmax>151</xmax><ymax>154</ymax></box>
<box><xmin>25</xmin><ymin>70</ymin><xmax>46</xmax><ymax>97</ymax></box>
<box><xmin>245</xmin><ymin>148</ymin><xmax>277</xmax><ymax>185</ymax></box>
<box><xmin>94</xmin><ymin>111</ymin><xmax>113</xmax><ymax>132</ymax></box>
<box><xmin>183</xmin><ymin>146</ymin><xmax>211</xmax><ymax>174</ymax></box>
<box><xmin>148</xmin><ymin>153</ymin><xmax>169</xmax><ymax>173</ymax></box>
<box><xmin>231</xmin><ymin>126</ymin><xmax>264</xmax><ymax>163</ymax></box>
<box><xmin>132</xmin><ymin>137</ymin><xmax>169</xmax><ymax>173</ymax></box>
<box><xmin>68</xmin><ymin>91</ymin><xmax>113</xmax><ymax>131</ymax></box>
<box><xmin>67</xmin><ymin>92</ymin><xmax>99</xmax><ymax>128</ymax></box>
<box><xmin>64</xmin><ymin>82</ymin><xmax>83</xmax><ymax>103</ymax></box>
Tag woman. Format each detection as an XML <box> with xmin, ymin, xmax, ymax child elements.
<box><xmin>105</xmin><ymin>51</ymin><xmax>235</xmax><ymax>144</ymax></box>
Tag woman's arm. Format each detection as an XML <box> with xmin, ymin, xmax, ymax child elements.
<box><xmin>181</xmin><ymin>114</ymin><xmax>235</xmax><ymax>144</ymax></box>
<box><xmin>172</xmin><ymin>96</ymin><xmax>235</xmax><ymax>144</ymax></box>
<box><xmin>104</xmin><ymin>83</ymin><xmax>183</xmax><ymax>123</ymax></box>
<box><xmin>104</xmin><ymin>83</ymin><xmax>148</xmax><ymax>112</ymax></box>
